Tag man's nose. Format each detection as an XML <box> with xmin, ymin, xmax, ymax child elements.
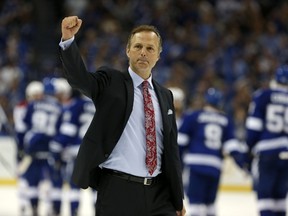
<box><xmin>140</xmin><ymin>48</ymin><xmax>146</xmax><ymax>56</ymax></box>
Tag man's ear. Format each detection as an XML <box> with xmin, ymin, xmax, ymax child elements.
<box><xmin>126</xmin><ymin>47</ymin><xmax>130</xmax><ymax>58</ymax></box>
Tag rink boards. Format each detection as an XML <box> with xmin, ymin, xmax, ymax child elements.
<box><xmin>0</xmin><ymin>136</ymin><xmax>252</xmax><ymax>191</ymax></box>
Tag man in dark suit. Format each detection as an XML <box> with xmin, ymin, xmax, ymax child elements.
<box><xmin>59</xmin><ymin>16</ymin><xmax>186</xmax><ymax>216</ymax></box>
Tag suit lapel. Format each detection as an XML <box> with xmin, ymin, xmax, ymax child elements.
<box><xmin>123</xmin><ymin>71</ymin><xmax>134</xmax><ymax>125</ymax></box>
<box><xmin>153</xmin><ymin>80</ymin><xmax>169</xmax><ymax>133</ymax></box>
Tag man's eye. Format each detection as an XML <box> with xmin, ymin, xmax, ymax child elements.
<box><xmin>147</xmin><ymin>47</ymin><xmax>154</xmax><ymax>52</ymax></box>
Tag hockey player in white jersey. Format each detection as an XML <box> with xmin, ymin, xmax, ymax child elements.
<box><xmin>245</xmin><ymin>65</ymin><xmax>288</xmax><ymax>216</ymax></box>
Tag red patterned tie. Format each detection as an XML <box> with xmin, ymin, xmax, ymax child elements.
<box><xmin>142</xmin><ymin>80</ymin><xmax>157</xmax><ymax>175</ymax></box>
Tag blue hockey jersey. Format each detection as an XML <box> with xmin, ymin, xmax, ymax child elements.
<box><xmin>49</xmin><ymin>96</ymin><xmax>95</xmax><ymax>162</ymax></box>
<box><xmin>245</xmin><ymin>86</ymin><xmax>288</xmax><ymax>156</ymax></box>
<box><xmin>179</xmin><ymin>106</ymin><xmax>243</xmax><ymax>177</ymax></box>
<box><xmin>23</xmin><ymin>96</ymin><xmax>63</xmax><ymax>156</ymax></box>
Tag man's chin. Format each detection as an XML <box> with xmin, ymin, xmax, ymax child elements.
<box><xmin>136</xmin><ymin>65</ymin><xmax>149</xmax><ymax>71</ymax></box>
<box><xmin>137</xmin><ymin>62</ymin><xmax>148</xmax><ymax>67</ymax></box>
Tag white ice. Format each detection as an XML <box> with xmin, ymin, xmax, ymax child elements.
<box><xmin>0</xmin><ymin>184</ymin><xmax>260</xmax><ymax>216</ymax></box>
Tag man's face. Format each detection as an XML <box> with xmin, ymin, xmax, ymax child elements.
<box><xmin>126</xmin><ymin>31</ymin><xmax>160</xmax><ymax>79</ymax></box>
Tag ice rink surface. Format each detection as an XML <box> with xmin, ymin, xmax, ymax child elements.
<box><xmin>0</xmin><ymin>184</ymin><xmax>260</xmax><ymax>216</ymax></box>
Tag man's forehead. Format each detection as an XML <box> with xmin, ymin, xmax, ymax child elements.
<box><xmin>131</xmin><ymin>31</ymin><xmax>159</xmax><ymax>43</ymax></box>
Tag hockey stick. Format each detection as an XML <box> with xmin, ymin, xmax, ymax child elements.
<box><xmin>17</xmin><ymin>155</ymin><xmax>32</xmax><ymax>176</ymax></box>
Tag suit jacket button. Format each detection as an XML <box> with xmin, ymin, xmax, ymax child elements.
<box><xmin>104</xmin><ymin>154</ymin><xmax>109</xmax><ymax>158</ymax></box>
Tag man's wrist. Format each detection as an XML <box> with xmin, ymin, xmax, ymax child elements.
<box><xmin>59</xmin><ymin>36</ymin><xmax>74</xmax><ymax>50</ymax></box>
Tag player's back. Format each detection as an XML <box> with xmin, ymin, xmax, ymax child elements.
<box><xmin>59</xmin><ymin>96</ymin><xmax>95</xmax><ymax>142</ymax></box>
<box><xmin>259</xmin><ymin>88</ymin><xmax>288</xmax><ymax>138</ymax></box>
<box><xmin>51</xmin><ymin>95</ymin><xmax>95</xmax><ymax>162</ymax></box>
<box><xmin>181</xmin><ymin>108</ymin><xmax>230</xmax><ymax>155</ymax></box>
<box><xmin>246</xmin><ymin>87</ymin><xmax>288</xmax><ymax>155</ymax></box>
<box><xmin>23</xmin><ymin>96</ymin><xmax>62</xmax><ymax>153</ymax></box>
<box><xmin>179</xmin><ymin>107</ymin><xmax>237</xmax><ymax>177</ymax></box>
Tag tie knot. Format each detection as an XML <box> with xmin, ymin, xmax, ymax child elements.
<box><xmin>142</xmin><ymin>80</ymin><xmax>149</xmax><ymax>90</ymax></box>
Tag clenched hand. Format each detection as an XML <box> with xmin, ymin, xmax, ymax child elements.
<box><xmin>61</xmin><ymin>16</ymin><xmax>82</xmax><ymax>41</ymax></box>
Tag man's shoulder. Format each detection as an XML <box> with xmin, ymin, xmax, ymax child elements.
<box><xmin>153</xmin><ymin>80</ymin><xmax>169</xmax><ymax>92</ymax></box>
<box><xmin>96</xmin><ymin>66</ymin><xmax>128</xmax><ymax>78</ymax></box>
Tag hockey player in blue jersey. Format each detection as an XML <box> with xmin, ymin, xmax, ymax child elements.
<box><xmin>49</xmin><ymin>78</ymin><xmax>96</xmax><ymax>216</ymax></box>
<box><xmin>178</xmin><ymin>88</ymin><xmax>245</xmax><ymax>216</ymax></box>
<box><xmin>22</xmin><ymin>78</ymin><xmax>63</xmax><ymax>216</ymax></box>
<box><xmin>13</xmin><ymin>81</ymin><xmax>44</xmax><ymax>215</ymax></box>
<box><xmin>14</xmin><ymin>82</ymin><xmax>44</xmax><ymax>162</ymax></box>
<box><xmin>245</xmin><ymin>65</ymin><xmax>288</xmax><ymax>216</ymax></box>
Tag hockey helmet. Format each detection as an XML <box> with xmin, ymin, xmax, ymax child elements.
<box><xmin>275</xmin><ymin>65</ymin><xmax>288</xmax><ymax>85</ymax></box>
<box><xmin>205</xmin><ymin>88</ymin><xmax>223</xmax><ymax>107</ymax></box>
<box><xmin>53</xmin><ymin>78</ymin><xmax>72</xmax><ymax>97</ymax></box>
<box><xmin>25</xmin><ymin>81</ymin><xmax>44</xmax><ymax>99</ymax></box>
<box><xmin>169</xmin><ymin>87</ymin><xmax>185</xmax><ymax>103</ymax></box>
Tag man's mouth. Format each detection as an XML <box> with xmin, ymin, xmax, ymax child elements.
<box><xmin>138</xmin><ymin>59</ymin><xmax>148</xmax><ymax>63</ymax></box>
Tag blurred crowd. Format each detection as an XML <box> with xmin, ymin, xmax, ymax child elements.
<box><xmin>0</xmin><ymin>0</ymin><xmax>288</xmax><ymax>141</ymax></box>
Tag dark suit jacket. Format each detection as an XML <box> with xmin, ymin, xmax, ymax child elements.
<box><xmin>60</xmin><ymin>41</ymin><xmax>184</xmax><ymax>210</ymax></box>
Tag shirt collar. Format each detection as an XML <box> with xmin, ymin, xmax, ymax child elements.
<box><xmin>128</xmin><ymin>67</ymin><xmax>154</xmax><ymax>89</ymax></box>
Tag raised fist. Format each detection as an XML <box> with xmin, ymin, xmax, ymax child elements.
<box><xmin>61</xmin><ymin>16</ymin><xmax>82</xmax><ymax>41</ymax></box>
